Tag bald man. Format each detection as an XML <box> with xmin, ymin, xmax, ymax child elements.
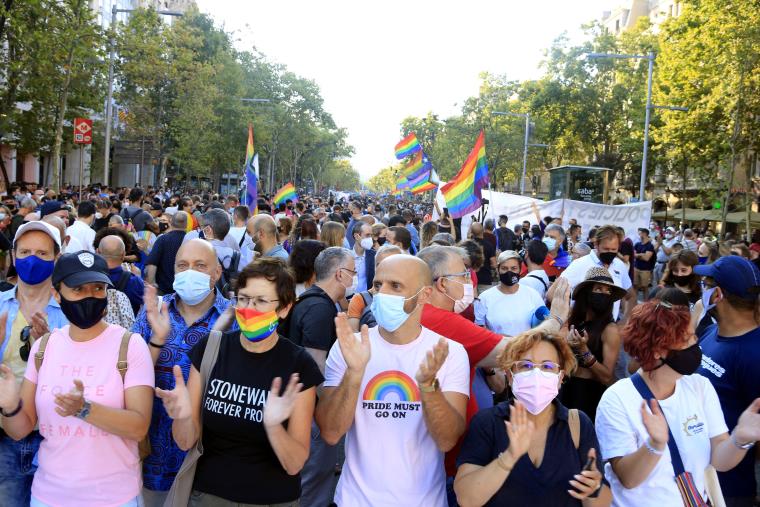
<box><xmin>251</xmin><ymin>214</ymin><xmax>288</xmax><ymax>260</ymax></box>
<box><xmin>42</xmin><ymin>214</ymin><xmax>86</xmax><ymax>253</ymax></box>
<box><xmin>316</xmin><ymin>254</ymin><xmax>470</xmax><ymax>507</ymax></box>
<box><xmin>97</xmin><ymin>235</ymin><xmax>144</xmax><ymax>315</ymax></box>
<box><xmin>146</xmin><ymin>211</ymin><xmax>189</xmax><ymax>295</ymax></box>
<box><xmin>133</xmin><ymin>238</ymin><xmax>235</xmax><ymax>503</ymax></box>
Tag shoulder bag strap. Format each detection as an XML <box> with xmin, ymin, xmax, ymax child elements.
<box><xmin>117</xmin><ymin>329</ymin><xmax>131</xmax><ymax>382</ymax></box>
<box><xmin>34</xmin><ymin>332</ymin><xmax>51</xmax><ymax>373</ymax></box>
<box><xmin>527</xmin><ymin>274</ymin><xmax>549</xmax><ymax>291</ymax></box>
<box><xmin>630</xmin><ymin>372</ymin><xmax>685</xmax><ymax>475</ymax></box>
<box><xmin>568</xmin><ymin>408</ymin><xmax>580</xmax><ymax>450</ymax></box>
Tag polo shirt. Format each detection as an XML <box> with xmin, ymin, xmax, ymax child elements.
<box><xmin>263</xmin><ymin>244</ymin><xmax>289</xmax><ymax>261</ymax></box>
<box><xmin>560</xmin><ymin>250</ymin><xmax>632</xmax><ymax>320</ymax></box>
<box><xmin>146</xmin><ymin>230</ymin><xmax>186</xmax><ymax>295</ymax></box>
<box><xmin>457</xmin><ymin>400</ymin><xmax>601</xmax><ymax>507</ymax></box>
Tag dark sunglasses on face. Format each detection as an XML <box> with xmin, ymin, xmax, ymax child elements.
<box><xmin>19</xmin><ymin>325</ymin><xmax>32</xmax><ymax>362</ymax></box>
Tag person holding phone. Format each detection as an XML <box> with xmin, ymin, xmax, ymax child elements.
<box><xmin>454</xmin><ymin>329</ymin><xmax>611</xmax><ymax>507</ymax></box>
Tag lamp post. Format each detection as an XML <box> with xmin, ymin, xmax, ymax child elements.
<box><xmin>586</xmin><ymin>52</ymin><xmax>655</xmax><ymax>201</ymax></box>
<box><xmin>103</xmin><ymin>5</ymin><xmax>183</xmax><ymax>188</ymax></box>
<box><xmin>492</xmin><ymin>111</ymin><xmax>529</xmax><ymax>194</ymax></box>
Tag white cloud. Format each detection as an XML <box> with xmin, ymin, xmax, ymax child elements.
<box><xmin>195</xmin><ymin>0</ymin><xmax>612</xmax><ymax>180</ymax></box>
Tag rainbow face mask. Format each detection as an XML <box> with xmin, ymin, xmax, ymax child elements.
<box><xmin>236</xmin><ymin>307</ymin><xmax>279</xmax><ymax>342</ymax></box>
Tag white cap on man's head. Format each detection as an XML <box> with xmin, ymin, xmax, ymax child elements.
<box><xmin>13</xmin><ymin>220</ymin><xmax>62</xmax><ymax>248</ymax></box>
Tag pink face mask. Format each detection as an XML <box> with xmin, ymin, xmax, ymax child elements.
<box><xmin>510</xmin><ymin>368</ymin><xmax>560</xmax><ymax>415</ymax></box>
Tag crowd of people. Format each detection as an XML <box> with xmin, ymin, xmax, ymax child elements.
<box><xmin>0</xmin><ymin>181</ymin><xmax>758</xmax><ymax>507</ymax></box>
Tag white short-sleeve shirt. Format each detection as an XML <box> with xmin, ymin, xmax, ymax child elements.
<box><xmin>323</xmin><ymin>325</ymin><xmax>470</xmax><ymax>507</ymax></box>
<box><xmin>595</xmin><ymin>374</ymin><xmax>728</xmax><ymax>506</ymax></box>
<box><xmin>474</xmin><ymin>285</ymin><xmax>545</xmax><ymax>336</ymax></box>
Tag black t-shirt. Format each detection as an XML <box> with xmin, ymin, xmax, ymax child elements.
<box><xmin>93</xmin><ymin>212</ymin><xmax>113</xmax><ymax>232</ymax></box>
<box><xmin>146</xmin><ymin>230</ymin><xmax>186</xmax><ymax>294</ymax></box>
<box><xmin>189</xmin><ymin>331</ymin><xmax>323</xmax><ymax>504</ymax></box>
<box><xmin>633</xmin><ymin>241</ymin><xmax>655</xmax><ymax>271</ymax></box>
<box><xmin>280</xmin><ymin>285</ymin><xmax>337</xmax><ymax>351</ymax></box>
<box><xmin>475</xmin><ymin>237</ymin><xmax>496</xmax><ymax>285</ymax></box>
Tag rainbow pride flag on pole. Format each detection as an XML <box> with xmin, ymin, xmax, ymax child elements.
<box><xmin>244</xmin><ymin>124</ymin><xmax>258</xmax><ymax>211</ymax></box>
<box><xmin>441</xmin><ymin>131</ymin><xmax>489</xmax><ymax>218</ymax></box>
<box><xmin>393</xmin><ymin>173</ymin><xmax>410</xmax><ymax>195</ymax></box>
<box><xmin>273</xmin><ymin>182</ymin><xmax>298</xmax><ymax>206</ymax></box>
<box><xmin>394</xmin><ymin>132</ymin><xmax>422</xmax><ymax>160</ymax></box>
<box><xmin>410</xmin><ymin>168</ymin><xmax>440</xmax><ymax>194</ymax></box>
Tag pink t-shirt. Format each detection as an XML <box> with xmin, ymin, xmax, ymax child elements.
<box><xmin>24</xmin><ymin>324</ymin><xmax>154</xmax><ymax>507</ymax></box>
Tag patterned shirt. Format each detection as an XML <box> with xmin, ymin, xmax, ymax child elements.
<box><xmin>133</xmin><ymin>290</ymin><xmax>236</xmax><ymax>491</ymax></box>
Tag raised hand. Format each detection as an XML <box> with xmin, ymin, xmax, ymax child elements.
<box><xmin>567</xmin><ymin>327</ymin><xmax>589</xmax><ymax>354</ymax></box>
<box><xmin>54</xmin><ymin>379</ymin><xmax>85</xmax><ymax>417</ymax></box>
<box><xmin>415</xmin><ymin>338</ymin><xmax>449</xmax><ymax>386</ymax></box>
<box><xmin>641</xmin><ymin>398</ymin><xmax>668</xmax><ymax>450</ymax></box>
<box><xmin>550</xmin><ymin>277</ymin><xmax>571</xmax><ymax>322</ymax></box>
<box><xmin>263</xmin><ymin>373</ymin><xmax>303</xmax><ymax>427</ymax></box>
<box><xmin>733</xmin><ymin>398</ymin><xmax>760</xmax><ymax>446</ymax></box>
<box><xmin>0</xmin><ymin>364</ymin><xmax>20</xmax><ymax>412</ymax></box>
<box><xmin>504</xmin><ymin>401</ymin><xmax>535</xmax><ymax>462</ymax></box>
<box><xmin>29</xmin><ymin>312</ymin><xmax>49</xmax><ymax>341</ymax></box>
<box><xmin>155</xmin><ymin>365</ymin><xmax>192</xmax><ymax>421</ymax></box>
<box><xmin>568</xmin><ymin>448</ymin><xmax>603</xmax><ymax>500</ymax></box>
<box><xmin>145</xmin><ymin>284</ymin><xmax>170</xmax><ymax>345</ymax></box>
<box><xmin>335</xmin><ymin>313</ymin><xmax>370</xmax><ymax>374</ymax></box>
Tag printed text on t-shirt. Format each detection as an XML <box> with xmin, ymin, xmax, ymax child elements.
<box><xmin>205</xmin><ymin>378</ymin><xmax>268</xmax><ymax>422</ymax></box>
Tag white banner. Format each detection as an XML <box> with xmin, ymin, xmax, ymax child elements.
<box><xmin>433</xmin><ymin>188</ymin><xmax>651</xmax><ymax>242</ymax></box>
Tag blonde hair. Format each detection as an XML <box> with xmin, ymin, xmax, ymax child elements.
<box><xmin>320</xmin><ymin>221</ymin><xmax>346</xmax><ymax>248</ymax></box>
<box><xmin>497</xmin><ymin>329</ymin><xmax>577</xmax><ymax>376</ymax></box>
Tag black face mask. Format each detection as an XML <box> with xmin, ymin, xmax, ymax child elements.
<box><xmin>377</xmin><ymin>237</ymin><xmax>386</xmax><ymax>246</ymax></box>
<box><xmin>588</xmin><ymin>292</ymin><xmax>613</xmax><ymax>313</ymax></box>
<box><xmin>522</xmin><ymin>227</ymin><xmax>529</xmax><ymax>233</ymax></box>
<box><xmin>598</xmin><ymin>251</ymin><xmax>617</xmax><ymax>265</ymax></box>
<box><xmin>59</xmin><ymin>295</ymin><xmax>107</xmax><ymax>329</ymax></box>
<box><xmin>662</xmin><ymin>343</ymin><xmax>702</xmax><ymax>376</ymax></box>
<box><xmin>672</xmin><ymin>273</ymin><xmax>694</xmax><ymax>286</ymax></box>
<box><xmin>499</xmin><ymin>272</ymin><xmax>519</xmax><ymax>286</ymax></box>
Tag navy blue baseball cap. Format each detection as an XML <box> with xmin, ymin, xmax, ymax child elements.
<box><xmin>694</xmin><ymin>256</ymin><xmax>760</xmax><ymax>300</ymax></box>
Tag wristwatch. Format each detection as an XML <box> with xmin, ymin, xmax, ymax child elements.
<box><xmin>75</xmin><ymin>399</ymin><xmax>92</xmax><ymax>420</ymax></box>
<box><xmin>419</xmin><ymin>378</ymin><xmax>440</xmax><ymax>393</ymax></box>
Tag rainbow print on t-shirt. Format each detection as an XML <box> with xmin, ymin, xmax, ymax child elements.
<box><xmin>362</xmin><ymin>370</ymin><xmax>421</xmax><ymax>402</ymax></box>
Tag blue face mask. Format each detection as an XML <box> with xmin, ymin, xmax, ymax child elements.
<box><xmin>173</xmin><ymin>269</ymin><xmax>212</xmax><ymax>306</ymax></box>
<box><xmin>15</xmin><ymin>255</ymin><xmax>55</xmax><ymax>285</ymax></box>
<box><xmin>700</xmin><ymin>286</ymin><xmax>718</xmax><ymax>322</ymax></box>
<box><xmin>370</xmin><ymin>288</ymin><xmax>424</xmax><ymax>332</ymax></box>
<box><xmin>542</xmin><ymin>236</ymin><xmax>557</xmax><ymax>251</ymax></box>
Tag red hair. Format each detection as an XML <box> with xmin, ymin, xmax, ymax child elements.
<box><xmin>622</xmin><ymin>300</ymin><xmax>691</xmax><ymax>371</ymax></box>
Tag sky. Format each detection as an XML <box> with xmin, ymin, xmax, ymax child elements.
<box><xmin>194</xmin><ymin>0</ymin><xmax>614</xmax><ymax>181</ymax></box>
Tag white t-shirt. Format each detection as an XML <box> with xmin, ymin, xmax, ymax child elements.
<box><xmin>560</xmin><ymin>251</ymin><xmax>632</xmax><ymax>320</ymax></box>
<box><xmin>519</xmin><ymin>269</ymin><xmax>550</xmax><ymax>299</ymax></box>
<box><xmin>474</xmin><ymin>285</ymin><xmax>544</xmax><ymax>336</ymax></box>
<box><xmin>656</xmin><ymin>237</ymin><xmax>678</xmax><ymax>263</ymax></box>
<box><xmin>324</xmin><ymin>325</ymin><xmax>470</xmax><ymax>507</ymax></box>
<box><xmin>595</xmin><ymin>374</ymin><xmax>728</xmax><ymax>507</ymax></box>
<box><xmin>66</xmin><ymin>220</ymin><xmax>95</xmax><ymax>252</ymax></box>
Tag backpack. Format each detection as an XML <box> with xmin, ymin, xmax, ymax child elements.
<box><xmin>526</xmin><ymin>273</ymin><xmax>548</xmax><ymax>291</ymax></box>
<box><xmin>216</xmin><ymin>250</ymin><xmax>241</xmax><ymax>297</ymax></box>
<box><xmin>278</xmin><ymin>287</ymin><xmax>335</xmax><ymax>341</ymax></box>
<box><xmin>358</xmin><ymin>291</ymin><xmax>377</xmax><ymax>329</ymax></box>
<box><xmin>35</xmin><ymin>328</ymin><xmax>151</xmax><ymax>459</ymax></box>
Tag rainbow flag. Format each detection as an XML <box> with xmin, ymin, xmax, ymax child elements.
<box><xmin>410</xmin><ymin>168</ymin><xmax>440</xmax><ymax>194</ymax></box>
<box><xmin>393</xmin><ymin>173</ymin><xmax>410</xmax><ymax>195</ymax></box>
<box><xmin>403</xmin><ymin>151</ymin><xmax>432</xmax><ymax>180</ymax></box>
<box><xmin>244</xmin><ymin>125</ymin><xmax>258</xmax><ymax>210</ymax></box>
<box><xmin>441</xmin><ymin>131</ymin><xmax>489</xmax><ymax>218</ymax></box>
<box><xmin>394</xmin><ymin>132</ymin><xmax>421</xmax><ymax>160</ymax></box>
<box><xmin>273</xmin><ymin>182</ymin><xmax>298</xmax><ymax>205</ymax></box>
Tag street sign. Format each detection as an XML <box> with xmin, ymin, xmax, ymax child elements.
<box><xmin>73</xmin><ymin>118</ymin><xmax>93</xmax><ymax>144</ymax></box>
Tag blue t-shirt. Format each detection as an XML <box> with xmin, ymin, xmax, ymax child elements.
<box><xmin>457</xmin><ymin>400</ymin><xmax>600</xmax><ymax>507</ymax></box>
<box><xmin>133</xmin><ymin>291</ymin><xmax>236</xmax><ymax>491</ymax></box>
<box><xmin>633</xmin><ymin>241</ymin><xmax>655</xmax><ymax>271</ymax></box>
<box><xmin>698</xmin><ymin>324</ymin><xmax>760</xmax><ymax>497</ymax></box>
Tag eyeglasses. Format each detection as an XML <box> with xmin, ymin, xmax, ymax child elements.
<box><xmin>19</xmin><ymin>326</ymin><xmax>32</xmax><ymax>362</ymax></box>
<box><xmin>436</xmin><ymin>269</ymin><xmax>471</xmax><ymax>281</ymax></box>
<box><xmin>510</xmin><ymin>360</ymin><xmax>561</xmax><ymax>374</ymax></box>
<box><xmin>340</xmin><ymin>267</ymin><xmax>357</xmax><ymax>276</ymax></box>
<box><xmin>231</xmin><ymin>295</ymin><xmax>279</xmax><ymax>310</ymax></box>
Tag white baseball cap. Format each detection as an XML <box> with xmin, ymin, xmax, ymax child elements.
<box><xmin>13</xmin><ymin>220</ymin><xmax>62</xmax><ymax>248</ymax></box>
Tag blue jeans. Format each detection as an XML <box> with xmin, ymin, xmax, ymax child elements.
<box><xmin>0</xmin><ymin>431</ymin><xmax>43</xmax><ymax>507</ymax></box>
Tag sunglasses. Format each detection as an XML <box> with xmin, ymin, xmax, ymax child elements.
<box><xmin>19</xmin><ymin>325</ymin><xmax>32</xmax><ymax>362</ymax></box>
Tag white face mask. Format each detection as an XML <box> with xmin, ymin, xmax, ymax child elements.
<box><xmin>443</xmin><ymin>278</ymin><xmax>475</xmax><ymax>313</ymax></box>
<box><xmin>360</xmin><ymin>237</ymin><xmax>374</xmax><ymax>251</ymax></box>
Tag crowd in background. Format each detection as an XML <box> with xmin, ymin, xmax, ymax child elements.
<box><xmin>0</xmin><ymin>181</ymin><xmax>758</xmax><ymax>507</ymax></box>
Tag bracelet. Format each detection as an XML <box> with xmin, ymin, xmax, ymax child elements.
<box><xmin>550</xmin><ymin>314</ymin><xmax>564</xmax><ymax>327</ymax></box>
<box><xmin>644</xmin><ymin>438</ymin><xmax>664</xmax><ymax>455</ymax></box>
<box><xmin>0</xmin><ymin>399</ymin><xmax>22</xmax><ymax>418</ymax></box>
<box><xmin>584</xmin><ymin>357</ymin><xmax>597</xmax><ymax>368</ymax></box>
<box><xmin>149</xmin><ymin>341</ymin><xmax>164</xmax><ymax>349</ymax></box>
<box><xmin>730</xmin><ymin>431</ymin><xmax>755</xmax><ymax>450</ymax></box>
<box><xmin>496</xmin><ymin>452</ymin><xmax>513</xmax><ymax>472</ymax></box>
